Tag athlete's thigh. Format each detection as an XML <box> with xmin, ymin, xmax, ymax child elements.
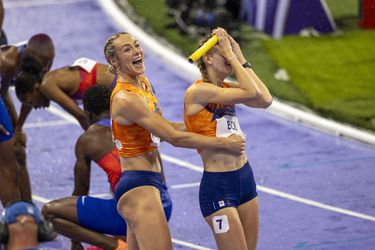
<box><xmin>205</xmin><ymin>207</ymin><xmax>247</xmax><ymax>250</ymax></box>
<box><xmin>118</xmin><ymin>186</ymin><xmax>172</xmax><ymax>250</ymax></box>
<box><xmin>126</xmin><ymin>224</ymin><xmax>140</xmax><ymax>250</ymax></box>
<box><xmin>238</xmin><ymin>197</ymin><xmax>259</xmax><ymax>250</ymax></box>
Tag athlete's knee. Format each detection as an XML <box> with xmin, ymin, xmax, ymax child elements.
<box><xmin>42</xmin><ymin>201</ymin><xmax>59</xmax><ymax>219</ymax></box>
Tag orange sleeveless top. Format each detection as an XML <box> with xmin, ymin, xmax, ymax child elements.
<box><xmin>110</xmin><ymin>76</ymin><xmax>160</xmax><ymax>158</ymax></box>
<box><xmin>184</xmin><ymin>80</ymin><xmax>236</xmax><ymax>137</ymax></box>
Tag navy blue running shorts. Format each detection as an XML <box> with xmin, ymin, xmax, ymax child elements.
<box><xmin>199</xmin><ymin>161</ymin><xmax>257</xmax><ymax>217</ymax></box>
<box><xmin>114</xmin><ymin>170</ymin><xmax>163</xmax><ymax>202</ymax></box>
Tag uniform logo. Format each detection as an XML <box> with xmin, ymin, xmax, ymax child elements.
<box><xmin>205</xmin><ymin>104</ymin><xmax>236</xmax><ymax>121</ymax></box>
<box><xmin>218</xmin><ymin>200</ymin><xmax>225</xmax><ymax>207</ymax></box>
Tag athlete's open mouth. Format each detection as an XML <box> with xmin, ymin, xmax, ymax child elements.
<box><xmin>132</xmin><ymin>58</ymin><xmax>142</xmax><ymax>65</ymax></box>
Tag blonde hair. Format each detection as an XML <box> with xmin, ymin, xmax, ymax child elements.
<box><xmin>104</xmin><ymin>32</ymin><xmax>129</xmax><ymax>74</ymax></box>
<box><xmin>197</xmin><ymin>33</ymin><xmax>214</xmax><ymax>82</ymax></box>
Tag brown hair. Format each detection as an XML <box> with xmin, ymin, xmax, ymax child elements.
<box><xmin>103</xmin><ymin>32</ymin><xmax>129</xmax><ymax>74</ymax></box>
<box><xmin>197</xmin><ymin>33</ymin><xmax>214</xmax><ymax>82</ymax></box>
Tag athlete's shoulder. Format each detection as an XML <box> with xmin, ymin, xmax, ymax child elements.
<box><xmin>114</xmin><ymin>92</ymin><xmax>144</xmax><ymax>115</ymax></box>
<box><xmin>44</xmin><ymin>66</ymin><xmax>70</xmax><ymax>79</ymax></box>
<box><xmin>185</xmin><ymin>81</ymin><xmax>211</xmax><ymax>97</ymax></box>
<box><xmin>75</xmin><ymin>129</ymin><xmax>103</xmax><ymax>156</ymax></box>
<box><xmin>0</xmin><ymin>46</ymin><xmax>19</xmax><ymax>70</ymax></box>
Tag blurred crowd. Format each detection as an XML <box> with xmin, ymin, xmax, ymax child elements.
<box><xmin>166</xmin><ymin>0</ymin><xmax>242</xmax><ymax>39</ymax></box>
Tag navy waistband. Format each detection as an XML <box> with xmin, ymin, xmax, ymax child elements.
<box><xmin>203</xmin><ymin>161</ymin><xmax>250</xmax><ymax>176</ymax></box>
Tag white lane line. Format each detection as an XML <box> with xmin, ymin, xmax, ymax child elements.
<box><xmin>258</xmin><ymin>186</ymin><xmax>375</xmax><ymax>222</ymax></box>
<box><xmin>42</xmin><ymin>101</ymin><xmax>375</xmax><ymax>222</ymax></box>
<box><xmin>4</xmin><ymin>0</ymin><xmax>94</xmax><ymax>9</ymax></box>
<box><xmin>91</xmin><ymin>193</ymin><xmax>112</xmax><ymax>198</ymax></box>
<box><xmin>171</xmin><ymin>239</ymin><xmax>213</xmax><ymax>250</ymax></box>
<box><xmin>171</xmin><ymin>182</ymin><xmax>200</xmax><ymax>189</ymax></box>
<box><xmin>161</xmin><ymin>154</ymin><xmax>203</xmax><ymax>173</ymax></box>
<box><xmin>24</xmin><ymin>119</ymin><xmax>72</xmax><ymax>129</ymax></box>
<box><xmin>161</xmin><ymin>154</ymin><xmax>375</xmax><ymax>222</ymax></box>
<box><xmin>32</xmin><ymin>194</ymin><xmax>51</xmax><ymax>204</ymax></box>
<box><xmin>46</xmin><ymin>105</ymin><xmax>79</xmax><ymax>125</ymax></box>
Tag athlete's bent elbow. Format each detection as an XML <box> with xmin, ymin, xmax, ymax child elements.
<box><xmin>262</xmin><ymin>96</ymin><xmax>273</xmax><ymax>108</ymax></box>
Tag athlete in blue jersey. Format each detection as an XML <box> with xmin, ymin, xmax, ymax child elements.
<box><xmin>0</xmin><ymin>33</ymin><xmax>55</xmax><ymax>206</ymax></box>
<box><xmin>42</xmin><ymin>85</ymin><xmax>173</xmax><ymax>250</ymax></box>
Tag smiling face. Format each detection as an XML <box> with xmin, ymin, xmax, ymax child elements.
<box><xmin>112</xmin><ymin>34</ymin><xmax>145</xmax><ymax>78</ymax></box>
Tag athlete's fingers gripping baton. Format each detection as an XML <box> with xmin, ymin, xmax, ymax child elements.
<box><xmin>188</xmin><ymin>35</ymin><xmax>218</xmax><ymax>63</ymax></box>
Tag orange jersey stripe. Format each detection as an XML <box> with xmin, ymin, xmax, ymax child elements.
<box><xmin>110</xmin><ymin>76</ymin><xmax>160</xmax><ymax>158</ymax></box>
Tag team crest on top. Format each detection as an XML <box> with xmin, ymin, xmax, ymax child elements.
<box><xmin>205</xmin><ymin>104</ymin><xmax>236</xmax><ymax>121</ymax></box>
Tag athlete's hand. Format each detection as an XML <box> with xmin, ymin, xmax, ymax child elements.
<box><xmin>71</xmin><ymin>240</ymin><xmax>84</xmax><ymax>250</ymax></box>
<box><xmin>14</xmin><ymin>130</ymin><xmax>27</xmax><ymax>147</ymax></box>
<box><xmin>0</xmin><ymin>124</ymin><xmax>9</xmax><ymax>136</ymax></box>
<box><xmin>224</xmin><ymin>134</ymin><xmax>245</xmax><ymax>155</ymax></box>
<box><xmin>229</xmin><ymin>36</ymin><xmax>246</xmax><ymax>65</ymax></box>
<box><xmin>213</xmin><ymin>27</ymin><xmax>234</xmax><ymax>59</ymax></box>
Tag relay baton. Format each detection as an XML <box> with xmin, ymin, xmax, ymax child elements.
<box><xmin>188</xmin><ymin>35</ymin><xmax>218</xmax><ymax>63</ymax></box>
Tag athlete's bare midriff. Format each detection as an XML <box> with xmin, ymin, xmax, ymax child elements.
<box><xmin>120</xmin><ymin>149</ymin><xmax>161</xmax><ymax>173</ymax></box>
<box><xmin>200</xmin><ymin>149</ymin><xmax>247</xmax><ymax>172</ymax></box>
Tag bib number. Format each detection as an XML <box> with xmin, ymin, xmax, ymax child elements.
<box><xmin>212</xmin><ymin>215</ymin><xmax>229</xmax><ymax>234</ymax></box>
<box><xmin>216</xmin><ymin>115</ymin><xmax>245</xmax><ymax>138</ymax></box>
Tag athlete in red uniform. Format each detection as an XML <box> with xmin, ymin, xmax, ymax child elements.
<box><xmin>14</xmin><ymin>58</ymin><xmax>115</xmax><ymax>130</ymax></box>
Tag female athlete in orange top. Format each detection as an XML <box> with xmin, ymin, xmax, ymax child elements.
<box><xmin>184</xmin><ymin>27</ymin><xmax>273</xmax><ymax>250</ymax></box>
<box><xmin>105</xmin><ymin>31</ymin><xmax>245</xmax><ymax>250</ymax></box>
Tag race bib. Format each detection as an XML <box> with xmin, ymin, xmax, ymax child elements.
<box><xmin>150</xmin><ymin>133</ymin><xmax>160</xmax><ymax>146</ymax></box>
<box><xmin>71</xmin><ymin>57</ymin><xmax>96</xmax><ymax>73</ymax></box>
<box><xmin>216</xmin><ymin>115</ymin><xmax>245</xmax><ymax>138</ymax></box>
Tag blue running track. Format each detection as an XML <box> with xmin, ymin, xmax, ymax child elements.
<box><xmin>2</xmin><ymin>0</ymin><xmax>375</xmax><ymax>249</ymax></box>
